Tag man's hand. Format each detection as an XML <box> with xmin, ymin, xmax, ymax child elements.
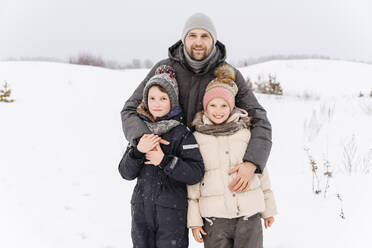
<box><xmin>145</xmin><ymin>144</ymin><xmax>164</xmax><ymax>166</ymax></box>
<box><xmin>137</xmin><ymin>134</ymin><xmax>169</xmax><ymax>153</ymax></box>
<box><xmin>191</xmin><ymin>227</ymin><xmax>207</xmax><ymax>243</ymax></box>
<box><xmin>228</xmin><ymin>162</ymin><xmax>257</xmax><ymax>192</ymax></box>
<box><xmin>264</xmin><ymin>217</ymin><xmax>274</xmax><ymax>229</ymax></box>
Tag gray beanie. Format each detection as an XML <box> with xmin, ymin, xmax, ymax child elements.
<box><xmin>182</xmin><ymin>13</ymin><xmax>217</xmax><ymax>44</ymax></box>
<box><xmin>143</xmin><ymin>65</ymin><xmax>179</xmax><ymax>110</ymax></box>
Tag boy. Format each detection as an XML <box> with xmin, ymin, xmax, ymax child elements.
<box><xmin>119</xmin><ymin>65</ymin><xmax>204</xmax><ymax>248</ymax></box>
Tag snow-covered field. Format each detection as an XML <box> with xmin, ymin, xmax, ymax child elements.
<box><xmin>1</xmin><ymin>60</ymin><xmax>371</xmax><ymax>248</ymax></box>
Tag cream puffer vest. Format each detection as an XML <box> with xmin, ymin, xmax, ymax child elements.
<box><xmin>187</xmin><ymin>111</ymin><xmax>277</xmax><ymax>228</ymax></box>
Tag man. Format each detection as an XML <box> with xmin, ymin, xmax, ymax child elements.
<box><xmin>121</xmin><ymin>13</ymin><xmax>272</xmax><ymax>192</ymax></box>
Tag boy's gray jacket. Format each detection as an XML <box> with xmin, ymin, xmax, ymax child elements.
<box><xmin>121</xmin><ymin>40</ymin><xmax>272</xmax><ymax>172</ymax></box>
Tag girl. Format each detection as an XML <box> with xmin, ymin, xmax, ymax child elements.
<box><xmin>119</xmin><ymin>65</ymin><xmax>204</xmax><ymax>248</ymax></box>
<box><xmin>187</xmin><ymin>64</ymin><xmax>277</xmax><ymax>248</ymax></box>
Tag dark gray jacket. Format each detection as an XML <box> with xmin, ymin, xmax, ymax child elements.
<box><xmin>119</xmin><ymin>113</ymin><xmax>204</xmax><ymax>209</ymax></box>
<box><xmin>121</xmin><ymin>40</ymin><xmax>272</xmax><ymax>172</ymax></box>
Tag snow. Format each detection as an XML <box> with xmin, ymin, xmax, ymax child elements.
<box><xmin>239</xmin><ymin>59</ymin><xmax>372</xmax><ymax>98</ymax></box>
<box><xmin>1</xmin><ymin>60</ymin><xmax>371</xmax><ymax>248</ymax></box>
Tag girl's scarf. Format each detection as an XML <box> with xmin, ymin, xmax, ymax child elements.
<box><xmin>192</xmin><ymin>108</ymin><xmax>251</xmax><ymax>136</ymax></box>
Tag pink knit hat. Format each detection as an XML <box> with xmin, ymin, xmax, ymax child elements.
<box><xmin>203</xmin><ymin>64</ymin><xmax>238</xmax><ymax>112</ymax></box>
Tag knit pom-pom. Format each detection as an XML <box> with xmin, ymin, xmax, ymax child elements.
<box><xmin>155</xmin><ymin>65</ymin><xmax>176</xmax><ymax>79</ymax></box>
<box><xmin>213</xmin><ymin>64</ymin><xmax>235</xmax><ymax>83</ymax></box>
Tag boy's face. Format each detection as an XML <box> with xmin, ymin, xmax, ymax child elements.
<box><xmin>205</xmin><ymin>98</ymin><xmax>231</xmax><ymax>124</ymax></box>
<box><xmin>148</xmin><ymin>86</ymin><xmax>171</xmax><ymax>119</ymax></box>
<box><xmin>184</xmin><ymin>28</ymin><xmax>213</xmax><ymax>61</ymax></box>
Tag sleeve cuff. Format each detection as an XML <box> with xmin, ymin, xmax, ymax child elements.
<box><xmin>157</xmin><ymin>155</ymin><xmax>169</xmax><ymax>169</ymax></box>
<box><xmin>131</xmin><ymin>146</ymin><xmax>145</xmax><ymax>159</ymax></box>
<box><xmin>162</xmin><ymin>156</ymin><xmax>178</xmax><ymax>172</ymax></box>
<box><xmin>243</xmin><ymin>159</ymin><xmax>262</xmax><ymax>174</ymax></box>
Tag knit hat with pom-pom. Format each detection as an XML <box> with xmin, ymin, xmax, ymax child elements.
<box><xmin>203</xmin><ymin>64</ymin><xmax>238</xmax><ymax>112</ymax></box>
<box><xmin>143</xmin><ymin>65</ymin><xmax>179</xmax><ymax>110</ymax></box>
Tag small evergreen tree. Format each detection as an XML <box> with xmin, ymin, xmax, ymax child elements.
<box><xmin>0</xmin><ymin>82</ymin><xmax>15</xmax><ymax>103</ymax></box>
<box><xmin>267</xmin><ymin>74</ymin><xmax>283</xmax><ymax>95</ymax></box>
<box><xmin>255</xmin><ymin>74</ymin><xmax>283</xmax><ymax>95</ymax></box>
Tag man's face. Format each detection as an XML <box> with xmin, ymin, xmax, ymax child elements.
<box><xmin>184</xmin><ymin>28</ymin><xmax>213</xmax><ymax>61</ymax></box>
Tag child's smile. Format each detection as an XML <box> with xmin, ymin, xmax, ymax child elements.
<box><xmin>205</xmin><ymin>97</ymin><xmax>231</xmax><ymax>124</ymax></box>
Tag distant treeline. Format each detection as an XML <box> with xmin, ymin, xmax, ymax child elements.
<box><xmin>3</xmin><ymin>53</ymin><xmax>372</xmax><ymax>69</ymax></box>
<box><xmin>4</xmin><ymin>54</ymin><xmax>154</xmax><ymax>70</ymax></box>
<box><xmin>234</xmin><ymin>54</ymin><xmax>332</xmax><ymax>66</ymax></box>
<box><xmin>233</xmin><ymin>54</ymin><xmax>372</xmax><ymax>67</ymax></box>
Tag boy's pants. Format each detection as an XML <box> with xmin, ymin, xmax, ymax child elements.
<box><xmin>131</xmin><ymin>202</ymin><xmax>188</xmax><ymax>248</ymax></box>
<box><xmin>202</xmin><ymin>213</ymin><xmax>263</xmax><ymax>248</ymax></box>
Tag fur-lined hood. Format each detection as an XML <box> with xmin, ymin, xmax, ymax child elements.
<box><xmin>136</xmin><ymin>101</ymin><xmax>156</xmax><ymax>122</ymax></box>
<box><xmin>136</xmin><ymin>101</ymin><xmax>183</xmax><ymax>123</ymax></box>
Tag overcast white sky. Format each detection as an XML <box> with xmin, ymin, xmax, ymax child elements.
<box><xmin>1</xmin><ymin>0</ymin><xmax>372</xmax><ymax>64</ymax></box>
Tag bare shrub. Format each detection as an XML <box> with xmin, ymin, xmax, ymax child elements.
<box><xmin>336</xmin><ymin>193</ymin><xmax>346</xmax><ymax>219</ymax></box>
<box><xmin>322</xmin><ymin>159</ymin><xmax>332</xmax><ymax>198</ymax></box>
<box><xmin>359</xmin><ymin>102</ymin><xmax>372</xmax><ymax>116</ymax></box>
<box><xmin>305</xmin><ymin>147</ymin><xmax>345</xmax><ymax>219</ymax></box>
<box><xmin>304</xmin><ymin>147</ymin><xmax>333</xmax><ymax>197</ymax></box>
<box><xmin>303</xmin><ymin>110</ymin><xmax>323</xmax><ymax>143</ymax></box>
<box><xmin>342</xmin><ymin>135</ymin><xmax>358</xmax><ymax>175</ymax></box>
<box><xmin>360</xmin><ymin>150</ymin><xmax>372</xmax><ymax>174</ymax></box>
<box><xmin>296</xmin><ymin>90</ymin><xmax>320</xmax><ymax>101</ymax></box>
<box><xmin>341</xmin><ymin>135</ymin><xmax>371</xmax><ymax>175</ymax></box>
<box><xmin>303</xmin><ymin>103</ymin><xmax>334</xmax><ymax>144</ymax></box>
<box><xmin>143</xmin><ymin>59</ymin><xmax>154</xmax><ymax>69</ymax></box>
<box><xmin>304</xmin><ymin>147</ymin><xmax>322</xmax><ymax>195</ymax></box>
<box><xmin>69</xmin><ymin>53</ymin><xmax>106</xmax><ymax>67</ymax></box>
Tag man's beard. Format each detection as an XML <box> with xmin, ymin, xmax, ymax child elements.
<box><xmin>190</xmin><ymin>46</ymin><xmax>210</xmax><ymax>61</ymax></box>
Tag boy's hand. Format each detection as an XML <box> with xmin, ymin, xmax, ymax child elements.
<box><xmin>137</xmin><ymin>134</ymin><xmax>170</xmax><ymax>153</ymax></box>
<box><xmin>145</xmin><ymin>144</ymin><xmax>164</xmax><ymax>166</ymax></box>
<box><xmin>192</xmin><ymin>227</ymin><xmax>207</xmax><ymax>243</ymax></box>
<box><xmin>228</xmin><ymin>162</ymin><xmax>256</xmax><ymax>192</ymax></box>
<box><xmin>264</xmin><ymin>217</ymin><xmax>274</xmax><ymax>229</ymax></box>
<box><xmin>137</xmin><ymin>134</ymin><xmax>162</xmax><ymax>153</ymax></box>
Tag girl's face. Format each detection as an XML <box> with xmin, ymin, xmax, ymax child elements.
<box><xmin>205</xmin><ymin>98</ymin><xmax>231</xmax><ymax>124</ymax></box>
<box><xmin>148</xmin><ymin>86</ymin><xmax>171</xmax><ymax>119</ymax></box>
